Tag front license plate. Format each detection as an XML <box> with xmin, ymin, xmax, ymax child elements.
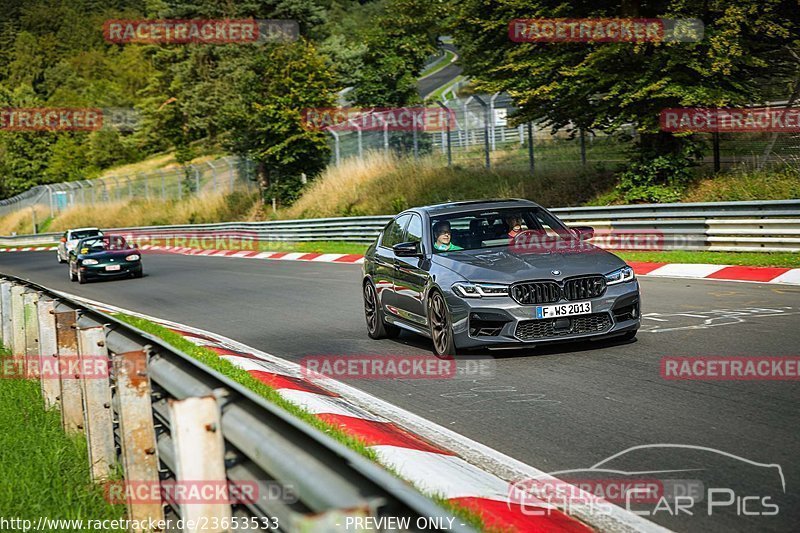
<box><xmin>105</xmin><ymin>265</ymin><xmax>121</xmax><ymax>271</ymax></box>
<box><xmin>536</xmin><ymin>301</ymin><xmax>592</xmax><ymax>319</ymax></box>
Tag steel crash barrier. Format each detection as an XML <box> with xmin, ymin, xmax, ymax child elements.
<box><xmin>0</xmin><ymin>274</ymin><xmax>475</xmax><ymax>533</ymax></box>
<box><xmin>1</xmin><ymin>199</ymin><xmax>799</xmax><ymax>252</ymax></box>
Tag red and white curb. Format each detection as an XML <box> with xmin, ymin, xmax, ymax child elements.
<box><xmin>0</xmin><ymin>246</ymin><xmax>53</xmax><ymax>252</ymax></box>
<box><xmin>60</xmin><ymin>292</ymin><xmax>669</xmax><ymax>533</ymax></box>
<box><xmin>146</xmin><ymin>245</ymin><xmax>800</xmax><ymax>285</ymax></box>
<box><xmin>7</xmin><ymin>244</ymin><xmax>799</xmax><ymax>285</ymax></box>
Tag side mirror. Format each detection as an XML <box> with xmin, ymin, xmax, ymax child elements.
<box><xmin>573</xmin><ymin>226</ymin><xmax>594</xmax><ymax>240</ymax></box>
<box><xmin>393</xmin><ymin>241</ymin><xmax>422</xmax><ymax>257</ymax></box>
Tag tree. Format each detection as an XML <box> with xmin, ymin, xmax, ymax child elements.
<box><xmin>450</xmin><ymin>0</ymin><xmax>800</xmax><ymax>201</ymax></box>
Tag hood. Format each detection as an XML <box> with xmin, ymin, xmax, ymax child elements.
<box><xmin>82</xmin><ymin>249</ymin><xmax>138</xmax><ymax>260</ymax></box>
<box><xmin>431</xmin><ymin>244</ymin><xmax>626</xmax><ymax>284</ymax></box>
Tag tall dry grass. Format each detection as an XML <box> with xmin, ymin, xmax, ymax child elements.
<box><xmin>283</xmin><ymin>151</ymin><xmax>615</xmax><ymax>219</ymax></box>
<box><xmin>0</xmin><ymin>191</ymin><xmax>258</xmax><ymax>235</ymax></box>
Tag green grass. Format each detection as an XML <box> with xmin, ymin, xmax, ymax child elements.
<box><xmin>617</xmin><ymin>250</ymin><xmax>800</xmax><ymax>268</ymax></box>
<box><xmin>110</xmin><ymin>314</ymin><xmax>492</xmax><ymax>531</ymax></box>
<box><xmin>0</xmin><ymin>346</ymin><xmax>126</xmax><ymax>530</ymax></box>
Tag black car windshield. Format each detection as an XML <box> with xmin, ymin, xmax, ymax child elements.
<box><xmin>430</xmin><ymin>207</ymin><xmax>573</xmax><ymax>252</ymax></box>
<box><xmin>78</xmin><ymin>235</ymin><xmax>129</xmax><ymax>252</ymax></box>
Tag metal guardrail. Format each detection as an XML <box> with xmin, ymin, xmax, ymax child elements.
<box><xmin>0</xmin><ymin>273</ymin><xmax>475</xmax><ymax>533</ymax></box>
<box><xmin>1</xmin><ymin>200</ymin><xmax>799</xmax><ymax>252</ymax></box>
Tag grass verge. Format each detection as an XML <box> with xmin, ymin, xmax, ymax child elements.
<box><xmin>109</xmin><ymin>314</ymin><xmax>491</xmax><ymax>531</ymax></box>
<box><xmin>617</xmin><ymin>250</ymin><xmax>800</xmax><ymax>268</ymax></box>
<box><xmin>0</xmin><ymin>346</ymin><xmax>125</xmax><ymax>529</ymax></box>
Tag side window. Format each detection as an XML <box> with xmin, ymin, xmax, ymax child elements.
<box><xmin>381</xmin><ymin>215</ymin><xmax>410</xmax><ymax>248</ymax></box>
<box><xmin>405</xmin><ymin>215</ymin><xmax>423</xmax><ymax>245</ymax></box>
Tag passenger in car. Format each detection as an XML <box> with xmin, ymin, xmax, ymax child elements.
<box><xmin>506</xmin><ymin>216</ymin><xmax>524</xmax><ymax>238</ymax></box>
<box><xmin>433</xmin><ymin>221</ymin><xmax>463</xmax><ymax>251</ymax></box>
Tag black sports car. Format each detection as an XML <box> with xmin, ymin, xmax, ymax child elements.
<box><xmin>362</xmin><ymin>199</ymin><xmax>640</xmax><ymax>357</ymax></box>
<box><xmin>68</xmin><ymin>235</ymin><xmax>143</xmax><ymax>284</ymax></box>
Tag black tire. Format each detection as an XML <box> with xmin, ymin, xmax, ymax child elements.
<box><xmin>363</xmin><ymin>281</ymin><xmax>400</xmax><ymax>340</ymax></box>
<box><xmin>428</xmin><ymin>290</ymin><xmax>457</xmax><ymax>358</ymax></box>
<box><xmin>77</xmin><ymin>268</ymin><xmax>86</xmax><ymax>284</ymax></box>
<box><xmin>133</xmin><ymin>269</ymin><xmax>143</xmax><ymax>279</ymax></box>
<box><xmin>69</xmin><ymin>262</ymin><xmax>77</xmax><ymax>282</ymax></box>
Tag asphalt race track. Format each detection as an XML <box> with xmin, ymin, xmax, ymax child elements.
<box><xmin>2</xmin><ymin>250</ymin><xmax>799</xmax><ymax>532</ymax></box>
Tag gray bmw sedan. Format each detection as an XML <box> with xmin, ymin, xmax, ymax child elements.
<box><xmin>362</xmin><ymin>199</ymin><xmax>640</xmax><ymax>357</ymax></box>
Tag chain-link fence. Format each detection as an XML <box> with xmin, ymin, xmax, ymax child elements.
<box><xmin>325</xmin><ymin>92</ymin><xmax>800</xmax><ymax>173</ymax></box>
<box><xmin>0</xmin><ymin>156</ymin><xmax>258</xmax><ymax>221</ymax></box>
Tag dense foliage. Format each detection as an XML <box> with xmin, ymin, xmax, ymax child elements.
<box><xmin>0</xmin><ymin>0</ymin><xmax>441</xmax><ymax>203</ymax></box>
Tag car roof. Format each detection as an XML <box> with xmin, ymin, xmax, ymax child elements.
<box><xmin>68</xmin><ymin>227</ymin><xmax>101</xmax><ymax>233</ymax></box>
<box><xmin>413</xmin><ymin>198</ymin><xmax>542</xmax><ymax>216</ymax></box>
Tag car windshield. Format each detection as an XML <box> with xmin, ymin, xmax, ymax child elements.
<box><xmin>71</xmin><ymin>229</ymin><xmax>102</xmax><ymax>240</ymax></box>
<box><xmin>79</xmin><ymin>235</ymin><xmax>129</xmax><ymax>252</ymax></box>
<box><xmin>430</xmin><ymin>207</ymin><xmax>573</xmax><ymax>252</ymax></box>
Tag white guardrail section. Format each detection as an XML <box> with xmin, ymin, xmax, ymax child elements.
<box><xmin>0</xmin><ymin>274</ymin><xmax>476</xmax><ymax>533</ymax></box>
<box><xmin>1</xmin><ymin>199</ymin><xmax>799</xmax><ymax>252</ymax></box>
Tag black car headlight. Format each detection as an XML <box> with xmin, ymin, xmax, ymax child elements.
<box><xmin>452</xmin><ymin>282</ymin><xmax>509</xmax><ymax>298</ymax></box>
<box><xmin>605</xmin><ymin>266</ymin><xmax>635</xmax><ymax>285</ymax></box>
<box><xmin>81</xmin><ymin>259</ymin><xmax>99</xmax><ymax>265</ymax></box>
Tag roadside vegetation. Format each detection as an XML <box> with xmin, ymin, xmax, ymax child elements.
<box><xmin>0</xmin><ymin>346</ymin><xmax>125</xmax><ymax>529</ymax></box>
<box><xmin>111</xmin><ymin>314</ymin><xmax>489</xmax><ymax>531</ymax></box>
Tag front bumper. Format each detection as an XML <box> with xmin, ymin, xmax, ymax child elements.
<box><xmin>81</xmin><ymin>262</ymin><xmax>142</xmax><ymax>279</ymax></box>
<box><xmin>446</xmin><ymin>280</ymin><xmax>640</xmax><ymax>349</ymax></box>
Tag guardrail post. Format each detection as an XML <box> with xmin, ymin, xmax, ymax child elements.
<box><xmin>10</xmin><ymin>285</ymin><xmax>26</xmax><ymax>360</ymax></box>
<box><xmin>23</xmin><ymin>291</ymin><xmax>40</xmax><ymax>378</ymax></box>
<box><xmin>113</xmin><ymin>349</ymin><xmax>164</xmax><ymax>529</ymax></box>
<box><xmin>37</xmin><ymin>297</ymin><xmax>60</xmax><ymax>410</ymax></box>
<box><xmin>55</xmin><ymin>310</ymin><xmax>84</xmax><ymax>434</ymax></box>
<box><xmin>0</xmin><ymin>280</ymin><xmax>12</xmax><ymax>346</ymax></box>
<box><xmin>77</xmin><ymin>325</ymin><xmax>116</xmax><ymax>481</ymax></box>
<box><xmin>169</xmin><ymin>395</ymin><xmax>231</xmax><ymax>531</ymax></box>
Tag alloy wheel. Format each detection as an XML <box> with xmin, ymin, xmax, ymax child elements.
<box><xmin>363</xmin><ymin>283</ymin><xmax>378</xmax><ymax>334</ymax></box>
<box><xmin>430</xmin><ymin>293</ymin><xmax>450</xmax><ymax>355</ymax></box>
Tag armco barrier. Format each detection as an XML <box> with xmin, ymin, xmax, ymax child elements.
<box><xmin>0</xmin><ymin>273</ymin><xmax>475</xmax><ymax>533</ymax></box>
<box><xmin>1</xmin><ymin>199</ymin><xmax>799</xmax><ymax>252</ymax></box>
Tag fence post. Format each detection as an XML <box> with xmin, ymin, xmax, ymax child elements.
<box><xmin>207</xmin><ymin>161</ymin><xmax>218</xmax><ymax>193</ymax></box>
<box><xmin>329</xmin><ymin>128</ymin><xmax>341</xmax><ymax>165</ymax></box>
<box><xmin>113</xmin><ymin>349</ymin><xmax>164</xmax><ymax>529</ymax></box>
<box><xmin>489</xmin><ymin>93</ymin><xmax>500</xmax><ymax>151</ymax></box>
<box><xmin>227</xmin><ymin>158</ymin><xmax>235</xmax><ymax>192</ymax></box>
<box><xmin>438</xmin><ymin>101</ymin><xmax>452</xmax><ymax>167</ymax></box>
<box><xmin>472</xmin><ymin>95</ymin><xmax>491</xmax><ymax>169</ymax></box>
<box><xmin>23</xmin><ymin>291</ymin><xmax>39</xmax><ymax>378</ymax></box>
<box><xmin>528</xmin><ymin>122</ymin><xmax>535</xmax><ymax>174</ymax></box>
<box><xmin>169</xmin><ymin>395</ymin><xmax>231</xmax><ymax>531</ymax></box>
<box><xmin>712</xmin><ymin>132</ymin><xmax>721</xmax><ymax>173</ymax></box>
<box><xmin>160</xmin><ymin>169</ymin><xmax>167</xmax><ymax>200</ymax></box>
<box><xmin>142</xmin><ymin>172</ymin><xmax>149</xmax><ymax>199</ymax></box>
<box><xmin>10</xmin><ymin>285</ymin><xmax>26</xmax><ymax>360</ymax></box>
<box><xmin>77</xmin><ymin>325</ymin><xmax>116</xmax><ymax>482</ymax></box>
<box><xmin>37</xmin><ymin>297</ymin><xmax>60</xmax><ymax>410</ymax></box>
<box><xmin>579</xmin><ymin>128</ymin><xmax>587</xmax><ymax>167</ymax></box>
<box><xmin>411</xmin><ymin>107</ymin><xmax>419</xmax><ymax>160</ymax></box>
<box><xmin>0</xmin><ymin>281</ymin><xmax>12</xmax><ymax>346</ymax></box>
<box><xmin>55</xmin><ymin>310</ymin><xmax>84</xmax><ymax>434</ymax></box>
<box><xmin>194</xmin><ymin>166</ymin><xmax>201</xmax><ymax>194</ymax></box>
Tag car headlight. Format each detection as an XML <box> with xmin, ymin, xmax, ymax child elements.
<box><xmin>125</xmin><ymin>254</ymin><xmax>141</xmax><ymax>261</ymax></box>
<box><xmin>452</xmin><ymin>282</ymin><xmax>509</xmax><ymax>298</ymax></box>
<box><xmin>81</xmin><ymin>259</ymin><xmax>98</xmax><ymax>265</ymax></box>
<box><xmin>605</xmin><ymin>266</ymin><xmax>635</xmax><ymax>285</ymax></box>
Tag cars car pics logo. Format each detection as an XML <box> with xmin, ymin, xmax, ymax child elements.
<box><xmin>507</xmin><ymin>444</ymin><xmax>785</xmax><ymax>519</ymax></box>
